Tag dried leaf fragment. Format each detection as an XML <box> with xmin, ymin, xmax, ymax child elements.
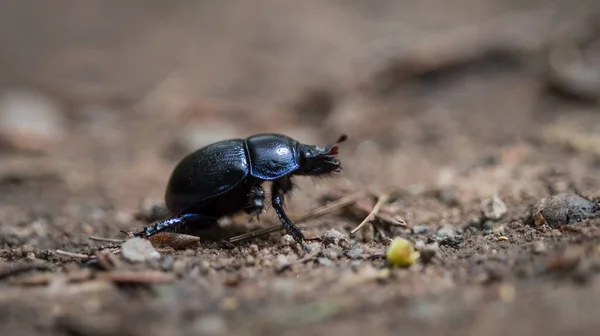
<box><xmin>147</xmin><ymin>232</ymin><xmax>201</xmax><ymax>250</ymax></box>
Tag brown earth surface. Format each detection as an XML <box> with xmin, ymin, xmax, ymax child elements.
<box><xmin>1</xmin><ymin>1</ymin><xmax>600</xmax><ymax>335</ymax></box>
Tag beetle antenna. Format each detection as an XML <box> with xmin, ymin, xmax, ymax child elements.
<box><xmin>327</xmin><ymin>134</ymin><xmax>348</xmax><ymax>155</ymax></box>
<box><xmin>335</xmin><ymin>134</ymin><xmax>348</xmax><ymax>144</ymax></box>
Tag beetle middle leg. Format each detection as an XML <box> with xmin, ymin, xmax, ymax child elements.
<box><xmin>271</xmin><ymin>178</ymin><xmax>306</xmax><ymax>244</ymax></box>
<box><xmin>244</xmin><ymin>184</ymin><xmax>265</xmax><ymax>222</ymax></box>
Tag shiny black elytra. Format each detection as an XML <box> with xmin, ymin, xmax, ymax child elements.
<box><xmin>134</xmin><ymin>133</ymin><xmax>347</xmax><ymax>244</ymax></box>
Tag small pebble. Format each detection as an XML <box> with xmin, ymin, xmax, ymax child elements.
<box><xmin>280</xmin><ymin>234</ymin><xmax>296</xmax><ymax>247</ymax></box>
<box><xmin>481</xmin><ymin>196</ymin><xmax>508</xmax><ymax>221</ymax></box>
<box><xmin>532</xmin><ymin>241</ymin><xmax>547</xmax><ymax>254</ymax></box>
<box><xmin>321</xmin><ymin>229</ymin><xmax>350</xmax><ymax>249</ymax></box>
<box><xmin>199</xmin><ymin>260</ymin><xmax>211</xmax><ymax>274</ymax></box>
<box><xmin>245</xmin><ymin>255</ymin><xmax>256</xmax><ymax>266</ymax></box>
<box><xmin>121</xmin><ymin>237</ymin><xmax>161</xmax><ymax>263</ymax></box>
<box><xmin>532</xmin><ymin>193</ymin><xmax>598</xmax><ymax>227</ymax></box>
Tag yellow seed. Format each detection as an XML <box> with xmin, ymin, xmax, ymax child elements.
<box><xmin>386</xmin><ymin>237</ymin><xmax>419</xmax><ymax>267</ymax></box>
<box><xmin>498</xmin><ymin>236</ymin><xmax>509</xmax><ymax>241</ymax></box>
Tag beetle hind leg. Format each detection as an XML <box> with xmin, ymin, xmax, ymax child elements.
<box><xmin>244</xmin><ymin>185</ymin><xmax>265</xmax><ymax>222</ymax></box>
<box><xmin>133</xmin><ymin>213</ymin><xmax>202</xmax><ymax>238</ymax></box>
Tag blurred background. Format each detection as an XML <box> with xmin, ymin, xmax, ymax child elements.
<box><xmin>0</xmin><ymin>0</ymin><xmax>599</xmax><ymax>245</ymax></box>
<box><xmin>1</xmin><ymin>2</ymin><xmax>600</xmax><ymax>335</ymax></box>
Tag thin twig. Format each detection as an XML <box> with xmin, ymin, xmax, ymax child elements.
<box><xmin>351</xmin><ymin>194</ymin><xmax>390</xmax><ymax>234</ymax></box>
<box><xmin>55</xmin><ymin>249</ymin><xmax>92</xmax><ymax>259</ymax></box>
<box><xmin>229</xmin><ymin>190</ymin><xmax>369</xmax><ymax>243</ymax></box>
<box><xmin>346</xmin><ymin>197</ymin><xmax>406</xmax><ymax>227</ymax></box>
<box><xmin>89</xmin><ymin>236</ymin><xmax>126</xmax><ymax>244</ymax></box>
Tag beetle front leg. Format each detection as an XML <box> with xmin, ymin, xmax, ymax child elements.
<box><xmin>271</xmin><ymin>181</ymin><xmax>305</xmax><ymax>244</ymax></box>
<box><xmin>244</xmin><ymin>184</ymin><xmax>265</xmax><ymax>222</ymax></box>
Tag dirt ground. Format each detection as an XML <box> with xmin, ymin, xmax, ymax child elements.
<box><xmin>1</xmin><ymin>1</ymin><xmax>600</xmax><ymax>335</ymax></box>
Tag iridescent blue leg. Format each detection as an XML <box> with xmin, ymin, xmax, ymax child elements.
<box><xmin>271</xmin><ymin>179</ymin><xmax>305</xmax><ymax>244</ymax></box>
<box><xmin>133</xmin><ymin>213</ymin><xmax>201</xmax><ymax>238</ymax></box>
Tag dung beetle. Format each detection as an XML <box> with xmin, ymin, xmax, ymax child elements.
<box><xmin>133</xmin><ymin>133</ymin><xmax>348</xmax><ymax>244</ymax></box>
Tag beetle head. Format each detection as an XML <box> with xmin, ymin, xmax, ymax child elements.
<box><xmin>296</xmin><ymin>134</ymin><xmax>347</xmax><ymax>176</ymax></box>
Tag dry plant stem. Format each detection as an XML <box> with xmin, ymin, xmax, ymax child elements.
<box><xmin>89</xmin><ymin>236</ymin><xmax>126</xmax><ymax>244</ymax></box>
<box><xmin>229</xmin><ymin>190</ymin><xmax>369</xmax><ymax>243</ymax></box>
<box><xmin>351</xmin><ymin>194</ymin><xmax>390</xmax><ymax>234</ymax></box>
<box><xmin>348</xmin><ymin>199</ymin><xmax>406</xmax><ymax>227</ymax></box>
<box><xmin>55</xmin><ymin>249</ymin><xmax>92</xmax><ymax>259</ymax></box>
